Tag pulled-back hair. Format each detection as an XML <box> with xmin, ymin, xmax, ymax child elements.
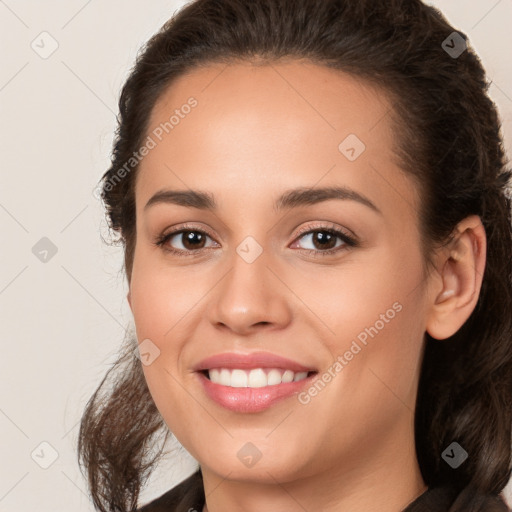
<box><xmin>78</xmin><ymin>1</ymin><xmax>512</xmax><ymax>510</ymax></box>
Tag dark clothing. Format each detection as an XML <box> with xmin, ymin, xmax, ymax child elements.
<box><xmin>137</xmin><ymin>469</ymin><xmax>511</xmax><ymax>512</ymax></box>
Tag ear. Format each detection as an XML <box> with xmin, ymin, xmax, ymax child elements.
<box><xmin>426</xmin><ymin>215</ymin><xmax>487</xmax><ymax>340</ymax></box>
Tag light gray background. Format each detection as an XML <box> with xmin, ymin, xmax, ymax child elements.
<box><xmin>1</xmin><ymin>1</ymin><xmax>511</xmax><ymax>510</ymax></box>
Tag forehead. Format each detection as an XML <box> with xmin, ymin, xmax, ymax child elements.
<box><xmin>136</xmin><ymin>60</ymin><xmax>417</xmax><ymax>220</ymax></box>
<box><xmin>147</xmin><ymin>59</ymin><xmax>394</xmax><ymax>151</ymax></box>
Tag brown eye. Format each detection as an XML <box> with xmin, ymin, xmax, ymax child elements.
<box><xmin>291</xmin><ymin>225</ymin><xmax>357</xmax><ymax>257</ymax></box>
<box><xmin>172</xmin><ymin>230</ymin><xmax>208</xmax><ymax>250</ymax></box>
<box><xmin>154</xmin><ymin>226</ymin><xmax>218</xmax><ymax>255</ymax></box>
<box><xmin>298</xmin><ymin>230</ymin><xmax>339</xmax><ymax>251</ymax></box>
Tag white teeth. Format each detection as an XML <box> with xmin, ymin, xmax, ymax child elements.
<box><xmin>219</xmin><ymin>369</ymin><xmax>231</xmax><ymax>386</ymax></box>
<box><xmin>267</xmin><ymin>369</ymin><xmax>282</xmax><ymax>386</ymax></box>
<box><xmin>248</xmin><ymin>368</ymin><xmax>267</xmax><ymax>388</ymax></box>
<box><xmin>231</xmin><ymin>369</ymin><xmax>247</xmax><ymax>388</ymax></box>
<box><xmin>207</xmin><ymin>367</ymin><xmax>310</xmax><ymax>388</ymax></box>
<box><xmin>281</xmin><ymin>370</ymin><xmax>294</xmax><ymax>383</ymax></box>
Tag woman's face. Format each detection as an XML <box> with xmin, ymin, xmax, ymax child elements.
<box><xmin>128</xmin><ymin>60</ymin><xmax>432</xmax><ymax>486</ymax></box>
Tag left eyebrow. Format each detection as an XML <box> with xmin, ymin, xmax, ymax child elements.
<box><xmin>144</xmin><ymin>185</ymin><xmax>381</xmax><ymax>215</ymax></box>
<box><xmin>274</xmin><ymin>186</ymin><xmax>381</xmax><ymax>215</ymax></box>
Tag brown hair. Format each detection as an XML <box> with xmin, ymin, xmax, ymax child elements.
<box><xmin>78</xmin><ymin>0</ymin><xmax>512</xmax><ymax>510</ymax></box>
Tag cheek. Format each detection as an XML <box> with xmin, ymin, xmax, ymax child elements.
<box><xmin>129</xmin><ymin>259</ymin><xmax>203</xmax><ymax>437</ymax></box>
<box><xmin>129</xmin><ymin>255</ymin><xmax>202</xmax><ymax>347</ymax></box>
<box><xmin>315</xmin><ymin>242</ymin><xmax>427</xmax><ymax>397</ymax></box>
<box><xmin>311</xmin><ymin>244</ymin><xmax>424</xmax><ymax>342</ymax></box>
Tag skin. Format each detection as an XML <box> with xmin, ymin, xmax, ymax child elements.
<box><xmin>126</xmin><ymin>60</ymin><xmax>486</xmax><ymax>512</ymax></box>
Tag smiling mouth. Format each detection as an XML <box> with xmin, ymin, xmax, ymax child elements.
<box><xmin>201</xmin><ymin>368</ymin><xmax>317</xmax><ymax>388</ymax></box>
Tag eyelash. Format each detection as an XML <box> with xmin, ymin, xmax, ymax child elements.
<box><xmin>153</xmin><ymin>222</ymin><xmax>358</xmax><ymax>258</ymax></box>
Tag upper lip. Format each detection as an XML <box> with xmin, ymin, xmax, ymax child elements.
<box><xmin>193</xmin><ymin>351</ymin><xmax>317</xmax><ymax>373</ymax></box>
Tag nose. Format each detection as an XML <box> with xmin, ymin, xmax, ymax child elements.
<box><xmin>206</xmin><ymin>246</ymin><xmax>293</xmax><ymax>336</ymax></box>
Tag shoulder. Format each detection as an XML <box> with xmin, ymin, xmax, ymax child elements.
<box><xmin>136</xmin><ymin>474</ymin><xmax>511</xmax><ymax>512</ymax></box>
<box><xmin>403</xmin><ymin>485</ymin><xmax>511</xmax><ymax>512</ymax></box>
<box><xmin>449</xmin><ymin>486</ymin><xmax>511</xmax><ymax>512</ymax></box>
<box><xmin>137</xmin><ymin>470</ymin><xmax>204</xmax><ymax>512</ymax></box>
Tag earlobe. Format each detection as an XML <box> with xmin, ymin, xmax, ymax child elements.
<box><xmin>426</xmin><ymin>215</ymin><xmax>486</xmax><ymax>341</ymax></box>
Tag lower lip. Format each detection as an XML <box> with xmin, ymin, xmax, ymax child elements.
<box><xmin>197</xmin><ymin>371</ymin><xmax>316</xmax><ymax>413</ymax></box>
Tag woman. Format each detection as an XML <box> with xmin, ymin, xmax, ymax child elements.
<box><xmin>78</xmin><ymin>0</ymin><xmax>512</xmax><ymax>511</ymax></box>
